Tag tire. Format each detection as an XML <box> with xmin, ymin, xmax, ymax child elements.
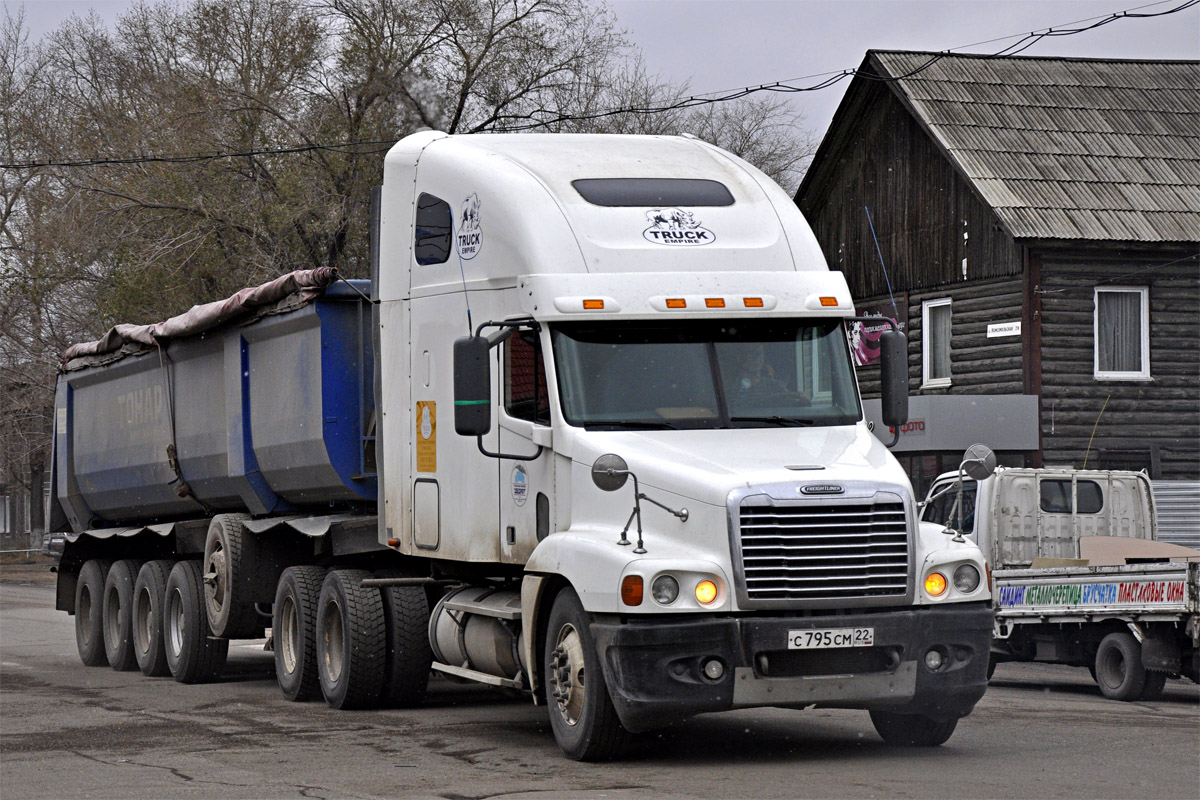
<box><xmin>378</xmin><ymin>578</ymin><xmax>433</xmax><ymax>708</ymax></box>
<box><xmin>1095</xmin><ymin>631</ymin><xmax>1146</xmax><ymax>701</ymax></box>
<box><xmin>317</xmin><ymin>569</ymin><xmax>387</xmax><ymax>709</ymax></box>
<box><xmin>133</xmin><ymin>560</ymin><xmax>174</xmax><ymax>677</ymax></box>
<box><xmin>543</xmin><ymin>588</ymin><xmax>628</xmax><ymax>761</ymax></box>
<box><xmin>986</xmin><ymin>655</ymin><xmax>997</xmax><ymax>682</ymax></box>
<box><xmin>202</xmin><ymin>513</ymin><xmax>259</xmax><ymax>639</ymax></box>
<box><xmin>870</xmin><ymin>710</ymin><xmax>959</xmax><ymax>746</ymax></box>
<box><xmin>74</xmin><ymin>559</ymin><xmax>113</xmax><ymax>667</ymax></box>
<box><xmin>164</xmin><ymin>560</ymin><xmax>229</xmax><ymax>684</ymax></box>
<box><xmin>102</xmin><ymin>559</ymin><xmax>143</xmax><ymax>671</ymax></box>
<box><xmin>1139</xmin><ymin>670</ymin><xmax>1167</xmax><ymax>701</ymax></box>
<box><xmin>274</xmin><ymin>566</ymin><xmax>327</xmax><ymax>702</ymax></box>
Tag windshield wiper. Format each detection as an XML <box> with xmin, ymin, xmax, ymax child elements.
<box><xmin>730</xmin><ymin>416</ymin><xmax>818</xmax><ymax>427</ymax></box>
<box><xmin>584</xmin><ymin>420</ymin><xmax>681</xmax><ymax>431</ymax></box>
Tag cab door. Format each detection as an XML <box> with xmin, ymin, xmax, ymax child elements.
<box><xmin>497</xmin><ymin>327</ymin><xmax>554</xmax><ymax>563</ymax></box>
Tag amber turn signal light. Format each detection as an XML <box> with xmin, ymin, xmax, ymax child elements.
<box><xmin>925</xmin><ymin>572</ymin><xmax>947</xmax><ymax>596</ymax></box>
<box><xmin>695</xmin><ymin>580</ymin><xmax>718</xmax><ymax>604</ymax></box>
<box><xmin>621</xmin><ymin>575</ymin><xmax>644</xmax><ymax>606</ymax></box>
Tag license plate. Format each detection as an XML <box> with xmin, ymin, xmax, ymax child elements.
<box><xmin>787</xmin><ymin>627</ymin><xmax>874</xmax><ymax>649</ymax></box>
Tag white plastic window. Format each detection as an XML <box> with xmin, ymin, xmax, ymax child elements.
<box><xmin>922</xmin><ymin>298</ymin><xmax>952</xmax><ymax>388</ymax></box>
<box><xmin>1094</xmin><ymin>286</ymin><xmax>1149</xmax><ymax>380</ymax></box>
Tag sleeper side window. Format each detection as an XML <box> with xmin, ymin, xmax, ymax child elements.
<box><xmin>415</xmin><ymin>193</ymin><xmax>452</xmax><ymax>265</ymax></box>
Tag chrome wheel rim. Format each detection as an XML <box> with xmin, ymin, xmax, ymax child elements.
<box><xmin>548</xmin><ymin>623</ymin><xmax>586</xmax><ymax>726</ymax></box>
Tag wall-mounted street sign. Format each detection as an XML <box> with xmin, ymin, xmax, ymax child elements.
<box><xmin>987</xmin><ymin>321</ymin><xmax>1021</xmax><ymax>338</ymax></box>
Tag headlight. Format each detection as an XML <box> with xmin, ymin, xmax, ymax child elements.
<box><xmin>651</xmin><ymin>575</ymin><xmax>680</xmax><ymax>605</ymax></box>
<box><xmin>953</xmin><ymin>564</ymin><xmax>981</xmax><ymax>593</ymax></box>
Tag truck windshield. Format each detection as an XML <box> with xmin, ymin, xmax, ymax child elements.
<box><xmin>551</xmin><ymin>320</ymin><xmax>861</xmax><ymax>430</ymax></box>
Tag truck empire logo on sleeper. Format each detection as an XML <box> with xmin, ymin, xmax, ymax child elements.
<box><xmin>643</xmin><ymin>207</ymin><xmax>715</xmax><ymax>246</ymax></box>
<box><xmin>457</xmin><ymin>193</ymin><xmax>482</xmax><ymax>259</ymax></box>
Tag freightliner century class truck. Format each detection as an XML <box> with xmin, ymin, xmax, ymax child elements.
<box><xmin>48</xmin><ymin>131</ymin><xmax>995</xmax><ymax>760</ymax></box>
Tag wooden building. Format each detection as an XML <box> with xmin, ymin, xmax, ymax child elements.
<box><xmin>796</xmin><ymin>51</ymin><xmax>1199</xmax><ymax>495</ymax></box>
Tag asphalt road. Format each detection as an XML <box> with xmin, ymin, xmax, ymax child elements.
<box><xmin>2</xmin><ymin>562</ymin><xmax>1197</xmax><ymax>800</ymax></box>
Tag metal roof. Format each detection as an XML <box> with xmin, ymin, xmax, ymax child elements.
<box><xmin>871</xmin><ymin>51</ymin><xmax>1200</xmax><ymax>242</ymax></box>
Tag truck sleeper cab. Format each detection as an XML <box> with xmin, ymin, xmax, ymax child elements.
<box><xmin>49</xmin><ymin>131</ymin><xmax>993</xmax><ymax>761</ymax></box>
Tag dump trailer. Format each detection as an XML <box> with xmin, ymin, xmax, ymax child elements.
<box><xmin>920</xmin><ymin>467</ymin><xmax>1200</xmax><ymax>699</ymax></box>
<box><xmin>49</xmin><ymin>131</ymin><xmax>994</xmax><ymax>760</ymax></box>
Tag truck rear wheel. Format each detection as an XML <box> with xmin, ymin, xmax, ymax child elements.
<box><xmin>317</xmin><ymin>569</ymin><xmax>386</xmax><ymax>709</ymax></box>
<box><xmin>102</xmin><ymin>559</ymin><xmax>144</xmax><ymax>671</ymax></box>
<box><xmin>133</xmin><ymin>560</ymin><xmax>174</xmax><ymax>676</ymax></box>
<box><xmin>165</xmin><ymin>560</ymin><xmax>229</xmax><ymax>683</ymax></box>
<box><xmin>1095</xmin><ymin>631</ymin><xmax>1146</xmax><ymax>701</ymax></box>
<box><xmin>377</xmin><ymin>572</ymin><xmax>433</xmax><ymax>708</ymax></box>
<box><xmin>75</xmin><ymin>559</ymin><xmax>113</xmax><ymax>666</ymax></box>
<box><xmin>543</xmin><ymin>588</ymin><xmax>628</xmax><ymax>761</ymax></box>
<box><xmin>869</xmin><ymin>710</ymin><xmax>958</xmax><ymax>746</ymax></box>
<box><xmin>274</xmin><ymin>566</ymin><xmax>327</xmax><ymax>701</ymax></box>
<box><xmin>203</xmin><ymin>514</ymin><xmax>260</xmax><ymax>639</ymax></box>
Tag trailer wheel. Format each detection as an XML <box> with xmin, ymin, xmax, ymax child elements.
<box><xmin>317</xmin><ymin>569</ymin><xmax>386</xmax><ymax>709</ymax></box>
<box><xmin>133</xmin><ymin>560</ymin><xmax>174</xmax><ymax>676</ymax></box>
<box><xmin>1139</xmin><ymin>670</ymin><xmax>1167</xmax><ymax>701</ymax></box>
<box><xmin>274</xmin><ymin>566</ymin><xmax>327</xmax><ymax>701</ymax></box>
<box><xmin>102</xmin><ymin>559</ymin><xmax>144</xmax><ymax>671</ymax></box>
<box><xmin>544</xmin><ymin>588</ymin><xmax>628</xmax><ymax>761</ymax></box>
<box><xmin>869</xmin><ymin>710</ymin><xmax>958</xmax><ymax>746</ymax></box>
<box><xmin>165</xmin><ymin>560</ymin><xmax>229</xmax><ymax>683</ymax></box>
<box><xmin>377</xmin><ymin>575</ymin><xmax>433</xmax><ymax>708</ymax></box>
<box><xmin>203</xmin><ymin>514</ymin><xmax>259</xmax><ymax>639</ymax></box>
<box><xmin>75</xmin><ymin>559</ymin><xmax>113</xmax><ymax>666</ymax></box>
<box><xmin>1095</xmin><ymin>631</ymin><xmax>1146</xmax><ymax>701</ymax></box>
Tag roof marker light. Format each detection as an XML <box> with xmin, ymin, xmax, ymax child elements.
<box><xmin>582</xmin><ymin>299</ymin><xmax>605</xmax><ymax>310</ymax></box>
<box><xmin>819</xmin><ymin>296</ymin><xmax>839</xmax><ymax>307</ymax></box>
<box><xmin>743</xmin><ymin>297</ymin><xmax>764</xmax><ymax>308</ymax></box>
<box><xmin>705</xmin><ymin>298</ymin><xmax>726</xmax><ymax>309</ymax></box>
<box><xmin>666</xmin><ymin>298</ymin><xmax>687</xmax><ymax>309</ymax></box>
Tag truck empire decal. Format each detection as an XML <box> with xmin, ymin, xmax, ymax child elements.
<box><xmin>643</xmin><ymin>207</ymin><xmax>715</xmax><ymax>246</ymax></box>
<box><xmin>457</xmin><ymin>193</ymin><xmax>482</xmax><ymax>259</ymax></box>
<box><xmin>997</xmin><ymin>580</ymin><xmax>1187</xmax><ymax>607</ymax></box>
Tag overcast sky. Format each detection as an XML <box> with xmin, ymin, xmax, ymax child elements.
<box><xmin>8</xmin><ymin>0</ymin><xmax>1199</xmax><ymax>139</ymax></box>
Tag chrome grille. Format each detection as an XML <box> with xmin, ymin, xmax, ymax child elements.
<box><xmin>738</xmin><ymin>501</ymin><xmax>910</xmax><ymax>602</ymax></box>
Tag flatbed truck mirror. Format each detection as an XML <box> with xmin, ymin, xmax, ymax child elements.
<box><xmin>453</xmin><ymin>336</ymin><xmax>492</xmax><ymax>436</ymax></box>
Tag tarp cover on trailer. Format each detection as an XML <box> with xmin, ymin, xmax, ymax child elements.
<box><xmin>60</xmin><ymin>267</ymin><xmax>339</xmax><ymax>370</ymax></box>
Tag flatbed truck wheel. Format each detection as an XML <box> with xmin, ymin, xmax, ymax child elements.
<box><xmin>1095</xmin><ymin>631</ymin><xmax>1146</xmax><ymax>701</ymax></box>
<box><xmin>203</xmin><ymin>514</ymin><xmax>259</xmax><ymax>639</ymax></box>
<box><xmin>165</xmin><ymin>560</ymin><xmax>229</xmax><ymax>683</ymax></box>
<box><xmin>274</xmin><ymin>565</ymin><xmax>327</xmax><ymax>701</ymax></box>
<box><xmin>316</xmin><ymin>569</ymin><xmax>386</xmax><ymax>709</ymax></box>
<box><xmin>102</xmin><ymin>559</ymin><xmax>144</xmax><ymax>671</ymax></box>
<box><xmin>75</xmin><ymin>559</ymin><xmax>113</xmax><ymax>667</ymax></box>
<box><xmin>133</xmin><ymin>560</ymin><xmax>175</xmax><ymax>676</ymax></box>
<box><xmin>543</xmin><ymin>588</ymin><xmax>628</xmax><ymax>761</ymax></box>
<box><xmin>869</xmin><ymin>710</ymin><xmax>958</xmax><ymax>746</ymax></box>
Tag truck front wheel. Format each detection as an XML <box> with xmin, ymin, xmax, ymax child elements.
<box><xmin>74</xmin><ymin>559</ymin><xmax>113</xmax><ymax>666</ymax></box>
<box><xmin>869</xmin><ymin>710</ymin><xmax>958</xmax><ymax>746</ymax></box>
<box><xmin>102</xmin><ymin>559</ymin><xmax>143</xmax><ymax>671</ymax></box>
<box><xmin>543</xmin><ymin>589</ymin><xmax>628</xmax><ymax>761</ymax></box>
<box><xmin>274</xmin><ymin>566</ymin><xmax>327</xmax><ymax>701</ymax></box>
<box><xmin>164</xmin><ymin>560</ymin><xmax>229</xmax><ymax>683</ymax></box>
<box><xmin>1095</xmin><ymin>631</ymin><xmax>1147</xmax><ymax>701</ymax></box>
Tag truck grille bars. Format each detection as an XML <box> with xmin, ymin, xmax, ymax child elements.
<box><xmin>734</xmin><ymin>498</ymin><xmax>911</xmax><ymax>606</ymax></box>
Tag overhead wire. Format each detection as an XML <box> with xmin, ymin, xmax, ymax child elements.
<box><xmin>0</xmin><ymin>0</ymin><xmax>1195</xmax><ymax>169</ymax></box>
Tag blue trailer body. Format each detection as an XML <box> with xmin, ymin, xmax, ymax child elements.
<box><xmin>52</xmin><ymin>281</ymin><xmax>376</xmax><ymax>532</ymax></box>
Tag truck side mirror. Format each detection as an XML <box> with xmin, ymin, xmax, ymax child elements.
<box><xmin>453</xmin><ymin>336</ymin><xmax>492</xmax><ymax>436</ymax></box>
<box><xmin>879</xmin><ymin>329</ymin><xmax>908</xmax><ymax>428</ymax></box>
<box><xmin>591</xmin><ymin>454</ymin><xmax>630</xmax><ymax>492</ymax></box>
<box><xmin>961</xmin><ymin>443</ymin><xmax>997</xmax><ymax>481</ymax></box>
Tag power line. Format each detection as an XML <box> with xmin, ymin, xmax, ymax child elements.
<box><xmin>1</xmin><ymin>0</ymin><xmax>1195</xmax><ymax>169</ymax></box>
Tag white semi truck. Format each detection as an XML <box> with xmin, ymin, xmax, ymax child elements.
<box><xmin>920</xmin><ymin>467</ymin><xmax>1200</xmax><ymax>700</ymax></box>
<box><xmin>50</xmin><ymin>131</ymin><xmax>994</xmax><ymax>760</ymax></box>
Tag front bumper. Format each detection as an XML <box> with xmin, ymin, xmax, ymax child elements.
<box><xmin>590</xmin><ymin>603</ymin><xmax>993</xmax><ymax>733</ymax></box>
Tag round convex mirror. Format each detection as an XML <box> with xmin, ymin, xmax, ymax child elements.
<box><xmin>961</xmin><ymin>443</ymin><xmax>997</xmax><ymax>481</ymax></box>
<box><xmin>591</xmin><ymin>454</ymin><xmax>630</xmax><ymax>492</ymax></box>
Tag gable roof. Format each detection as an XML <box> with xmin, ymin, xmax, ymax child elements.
<box><xmin>801</xmin><ymin>51</ymin><xmax>1200</xmax><ymax>242</ymax></box>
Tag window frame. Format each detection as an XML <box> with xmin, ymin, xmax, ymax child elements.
<box><xmin>1093</xmin><ymin>286</ymin><xmax>1150</xmax><ymax>381</ymax></box>
<box><xmin>921</xmin><ymin>297</ymin><xmax>953</xmax><ymax>389</ymax></box>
